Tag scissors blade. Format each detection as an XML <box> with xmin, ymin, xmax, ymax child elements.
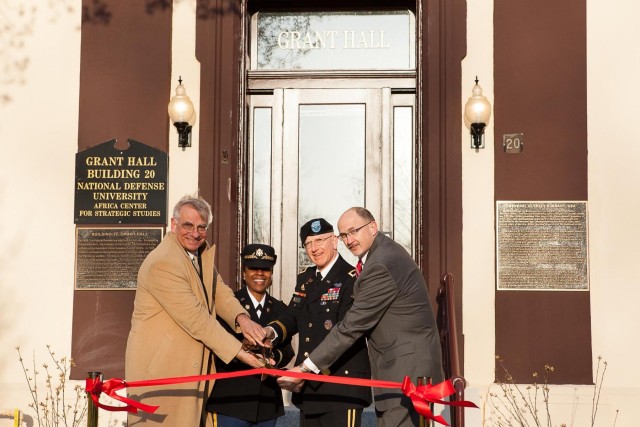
<box><xmin>260</xmin><ymin>346</ymin><xmax>274</xmax><ymax>380</ymax></box>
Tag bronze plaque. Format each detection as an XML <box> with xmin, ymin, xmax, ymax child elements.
<box><xmin>75</xmin><ymin>227</ymin><xmax>163</xmax><ymax>289</ymax></box>
<box><xmin>74</xmin><ymin>139</ymin><xmax>168</xmax><ymax>224</ymax></box>
<box><xmin>496</xmin><ymin>201</ymin><xmax>589</xmax><ymax>291</ymax></box>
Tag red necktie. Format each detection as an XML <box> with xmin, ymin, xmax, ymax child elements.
<box><xmin>356</xmin><ymin>259</ymin><xmax>363</xmax><ymax>276</ymax></box>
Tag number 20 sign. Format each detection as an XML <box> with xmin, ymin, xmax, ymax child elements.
<box><xmin>502</xmin><ymin>133</ymin><xmax>524</xmax><ymax>154</ymax></box>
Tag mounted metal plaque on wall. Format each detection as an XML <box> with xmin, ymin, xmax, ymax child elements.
<box><xmin>496</xmin><ymin>201</ymin><xmax>589</xmax><ymax>291</ymax></box>
<box><xmin>74</xmin><ymin>139</ymin><xmax>168</xmax><ymax>224</ymax></box>
<box><xmin>75</xmin><ymin>227</ymin><xmax>163</xmax><ymax>289</ymax></box>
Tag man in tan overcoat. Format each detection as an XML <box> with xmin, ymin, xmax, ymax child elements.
<box><xmin>126</xmin><ymin>195</ymin><xmax>267</xmax><ymax>426</ymax></box>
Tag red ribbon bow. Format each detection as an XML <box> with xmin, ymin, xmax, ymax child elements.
<box><xmin>86</xmin><ymin>368</ymin><xmax>478</xmax><ymax>426</ymax></box>
<box><xmin>399</xmin><ymin>376</ymin><xmax>477</xmax><ymax>425</ymax></box>
<box><xmin>86</xmin><ymin>376</ymin><xmax>158</xmax><ymax>414</ymax></box>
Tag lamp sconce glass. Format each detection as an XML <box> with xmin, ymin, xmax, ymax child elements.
<box><xmin>464</xmin><ymin>77</ymin><xmax>492</xmax><ymax>149</ymax></box>
<box><xmin>168</xmin><ymin>77</ymin><xmax>196</xmax><ymax>148</ymax></box>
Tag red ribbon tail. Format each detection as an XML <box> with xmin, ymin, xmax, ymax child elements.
<box><xmin>90</xmin><ymin>395</ymin><xmax>138</xmax><ymax>413</ymax></box>
<box><xmin>86</xmin><ymin>377</ymin><xmax>159</xmax><ymax>414</ymax></box>
<box><xmin>410</xmin><ymin>398</ymin><xmax>450</xmax><ymax>426</ymax></box>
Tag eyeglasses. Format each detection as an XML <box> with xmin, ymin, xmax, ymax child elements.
<box><xmin>302</xmin><ymin>235</ymin><xmax>334</xmax><ymax>249</ymax></box>
<box><xmin>176</xmin><ymin>219</ymin><xmax>208</xmax><ymax>234</ymax></box>
<box><xmin>337</xmin><ymin>221</ymin><xmax>372</xmax><ymax>242</ymax></box>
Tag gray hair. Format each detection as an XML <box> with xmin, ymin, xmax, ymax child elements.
<box><xmin>349</xmin><ymin>206</ymin><xmax>375</xmax><ymax>222</ymax></box>
<box><xmin>172</xmin><ymin>194</ymin><xmax>213</xmax><ymax>225</ymax></box>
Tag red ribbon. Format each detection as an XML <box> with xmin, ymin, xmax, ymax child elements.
<box><xmin>86</xmin><ymin>368</ymin><xmax>477</xmax><ymax>426</ymax></box>
<box><xmin>399</xmin><ymin>376</ymin><xmax>477</xmax><ymax>425</ymax></box>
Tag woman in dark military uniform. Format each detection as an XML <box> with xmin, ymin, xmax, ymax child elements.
<box><xmin>207</xmin><ymin>244</ymin><xmax>294</xmax><ymax>427</ymax></box>
<box><xmin>268</xmin><ymin>218</ymin><xmax>372</xmax><ymax>427</ymax></box>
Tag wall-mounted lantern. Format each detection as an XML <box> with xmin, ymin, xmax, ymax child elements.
<box><xmin>168</xmin><ymin>77</ymin><xmax>196</xmax><ymax>148</ymax></box>
<box><xmin>464</xmin><ymin>77</ymin><xmax>492</xmax><ymax>149</ymax></box>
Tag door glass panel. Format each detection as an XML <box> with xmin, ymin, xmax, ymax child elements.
<box><xmin>247</xmin><ymin>87</ymin><xmax>414</xmax><ymax>300</ymax></box>
<box><xmin>251</xmin><ymin>107</ymin><xmax>272</xmax><ymax>243</ymax></box>
<box><xmin>252</xmin><ymin>11</ymin><xmax>415</xmax><ymax>71</ymax></box>
<box><xmin>393</xmin><ymin>106</ymin><xmax>413</xmax><ymax>254</ymax></box>
<box><xmin>298</xmin><ymin>104</ymin><xmax>365</xmax><ymax>269</ymax></box>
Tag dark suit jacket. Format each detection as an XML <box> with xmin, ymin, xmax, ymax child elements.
<box><xmin>206</xmin><ymin>286</ymin><xmax>294</xmax><ymax>422</ymax></box>
<box><xmin>309</xmin><ymin>233</ymin><xmax>444</xmax><ymax>412</ymax></box>
<box><xmin>269</xmin><ymin>255</ymin><xmax>372</xmax><ymax>414</ymax></box>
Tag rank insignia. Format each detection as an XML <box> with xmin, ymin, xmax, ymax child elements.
<box><xmin>324</xmin><ymin>320</ymin><xmax>333</xmax><ymax>330</ymax></box>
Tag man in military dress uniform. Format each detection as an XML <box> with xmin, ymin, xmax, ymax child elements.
<box><xmin>267</xmin><ymin>218</ymin><xmax>372</xmax><ymax>427</ymax></box>
<box><xmin>282</xmin><ymin>208</ymin><xmax>444</xmax><ymax>427</ymax></box>
<box><xmin>206</xmin><ymin>244</ymin><xmax>294</xmax><ymax>427</ymax></box>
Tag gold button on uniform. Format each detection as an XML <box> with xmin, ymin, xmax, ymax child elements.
<box><xmin>305</xmin><ymin>337</ymin><xmax>310</xmax><ymax>342</ymax></box>
<box><xmin>304</xmin><ymin>352</ymin><xmax>309</xmax><ymax>357</ymax></box>
<box><xmin>308</xmin><ymin>323</ymin><xmax>313</xmax><ymax>327</ymax></box>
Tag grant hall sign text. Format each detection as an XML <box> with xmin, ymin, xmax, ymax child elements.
<box><xmin>74</xmin><ymin>139</ymin><xmax>168</xmax><ymax>224</ymax></box>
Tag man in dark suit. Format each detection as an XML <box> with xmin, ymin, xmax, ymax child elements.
<box><xmin>282</xmin><ymin>208</ymin><xmax>443</xmax><ymax>427</ymax></box>
<box><xmin>269</xmin><ymin>218</ymin><xmax>372</xmax><ymax>426</ymax></box>
<box><xmin>206</xmin><ymin>244</ymin><xmax>294</xmax><ymax>427</ymax></box>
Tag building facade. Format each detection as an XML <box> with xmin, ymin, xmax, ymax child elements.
<box><xmin>0</xmin><ymin>0</ymin><xmax>638</xmax><ymax>426</ymax></box>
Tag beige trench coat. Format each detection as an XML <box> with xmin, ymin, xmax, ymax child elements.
<box><xmin>125</xmin><ymin>232</ymin><xmax>247</xmax><ymax>426</ymax></box>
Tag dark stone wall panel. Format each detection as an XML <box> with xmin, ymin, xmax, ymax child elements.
<box><xmin>496</xmin><ymin>292</ymin><xmax>593</xmax><ymax>382</ymax></box>
<box><xmin>77</xmin><ymin>1</ymin><xmax>172</xmax><ymax>150</ymax></box>
<box><xmin>419</xmin><ymin>0</ymin><xmax>467</xmax><ymax>374</ymax></box>
<box><xmin>71</xmin><ymin>0</ymin><xmax>172</xmax><ymax>379</ymax></box>
<box><xmin>196</xmin><ymin>0</ymin><xmax>243</xmax><ymax>284</ymax></box>
<box><xmin>494</xmin><ymin>0</ymin><xmax>591</xmax><ymax>383</ymax></box>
